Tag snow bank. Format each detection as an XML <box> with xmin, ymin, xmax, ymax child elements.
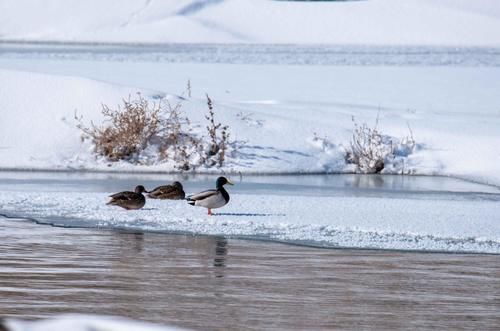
<box><xmin>1</xmin><ymin>64</ymin><xmax>500</xmax><ymax>186</ymax></box>
<box><xmin>1</xmin><ymin>190</ymin><xmax>499</xmax><ymax>253</ymax></box>
<box><xmin>1</xmin><ymin>0</ymin><xmax>500</xmax><ymax>46</ymax></box>
<box><xmin>4</xmin><ymin>314</ymin><xmax>189</xmax><ymax>331</ymax></box>
<box><xmin>0</xmin><ymin>69</ymin><xmax>153</xmax><ymax>170</ymax></box>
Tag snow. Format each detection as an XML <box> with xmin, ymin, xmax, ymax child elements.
<box><xmin>0</xmin><ymin>69</ymin><xmax>146</xmax><ymax>170</ymax></box>
<box><xmin>1</xmin><ymin>0</ymin><xmax>500</xmax><ymax>46</ymax></box>
<box><xmin>0</xmin><ymin>58</ymin><xmax>499</xmax><ymax>254</ymax></box>
<box><xmin>1</xmin><ymin>188</ymin><xmax>499</xmax><ymax>254</ymax></box>
<box><xmin>0</xmin><ymin>0</ymin><xmax>499</xmax><ymax>256</ymax></box>
<box><xmin>1</xmin><ymin>61</ymin><xmax>499</xmax><ymax>186</ymax></box>
<box><xmin>4</xmin><ymin>314</ymin><xmax>189</xmax><ymax>331</ymax></box>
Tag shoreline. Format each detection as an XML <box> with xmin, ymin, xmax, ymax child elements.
<box><xmin>0</xmin><ymin>168</ymin><xmax>498</xmax><ymax>191</ymax></box>
<box><xmin>2</xmin><ymin>215</ymin><xmax>499</xmax><ymax>256</ymax></box>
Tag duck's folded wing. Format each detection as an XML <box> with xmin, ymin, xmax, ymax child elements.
<box><xmin>157</xmin><ymin>186</ymin><xmax>176</xmax><ymax>195</ymax></box>
<box><xmin>188</xmin><ymin>189</ymin><xmax>218</xmax><ymax>201</ymax></box>
<box><xmin>109</xmin><ymin>192</ymin><xmax>135</xmax><ymax>201</ymax></box>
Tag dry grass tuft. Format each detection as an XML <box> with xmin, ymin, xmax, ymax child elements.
<box><xmin>203</xmin><ymin>94</ymin><xmax>230</xmax><ymax>167</ymax></box>
<box><xmin>346</xmin><ymin>117</ymin><xmax>415</xmax><ymax>174</ymax></box>
<box><xmin>76</xmin><ymin>93</ymin><xmax>162</xmax><ymax>162</ymax></box>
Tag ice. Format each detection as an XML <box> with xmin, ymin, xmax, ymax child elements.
<box><xmin>4</xmin><ymin>314</ymin><xmax>189</xmax><ymax>331</ymax></box>
<box><xmin>1</xmin><ymin>0</ymin><xmax>499</xmax><ymax>256</ymax></box>
<box><xmin>1</xmin><ymin>189</ymin><xmax>499</xmax><ymax>253</ymax></box>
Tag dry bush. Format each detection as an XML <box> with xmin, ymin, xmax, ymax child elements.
<box><xmin>346</xmin><ymin>117</ymin><xmax>415</xmax><ymax>174</ymax></box>
<box><xmin>76</xmin><ymin>91</ymin><xmax>238</xmax><ymax>170</ymax></box>
<box><xmin>76</xmin><ymin>94</ymin><xmax>161</xmax><ymax>162</ymax></box>
<box><xmin>76</xmin><ymin>93</ymin><xmax>200</xmax><ymax>169</ymax></box>
<box><xmin>203</xmin><ymin>94</ymin><xmax>230</xmax><ymax>167</ymax></box>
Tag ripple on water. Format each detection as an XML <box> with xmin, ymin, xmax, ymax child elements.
<box><xmin>0</xmin><ymin>217</ymin><xmax>499</xmax><ymax>330</ymax></box>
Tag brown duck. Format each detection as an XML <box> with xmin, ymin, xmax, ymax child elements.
<box><xmin>147</xmin><ymin>181</ymin><xmax>185</xmax><ymax>200</ymax></box>
<box><xmin>107</xmin><ymin>185</ymin><xmax>148</xmax><ymax>210</ymax></box>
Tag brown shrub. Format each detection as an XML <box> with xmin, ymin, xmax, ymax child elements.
<box><xmin>76</xmin><ymin>91</ymin><xmax>236</xmax><ymax>170</ymax></box>
<box><xmin>204</xmin><ymin>94</ymin><xmax>230</xmax><ymax>167</ymax></box>
<box><xmin>76</xmin><ymin>93</ymin><xmax>162</xmax><ymax>162</ymax></box>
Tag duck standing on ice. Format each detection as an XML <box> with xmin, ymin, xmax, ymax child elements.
<box><xmin>107</xmin><ymin>185</ymin><xmax>148</xmax><ymax>210</ymax></box>
<box><xmin>187</xmin><ymin>177</ymin><xmax>233</xmax><ymax>215</ymax></box>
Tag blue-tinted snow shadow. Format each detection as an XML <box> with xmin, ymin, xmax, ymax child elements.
<box><xmin>214</xmin><ymin>212</ymin><xmax>286</xmax><ymax>217</ymax></box>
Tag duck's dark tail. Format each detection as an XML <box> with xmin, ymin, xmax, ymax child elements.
<box><xmin>187</xmin><ymin>199</ymin><xmax>195</xmax><ymax>206</ymax></box>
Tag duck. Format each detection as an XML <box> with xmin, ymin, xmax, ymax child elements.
<box><xmin>187</xmin><ymin>177</ymin><xmax>234</xmax><ymax>215</ymax></box>
<box><xmin>107</xmin><ymin>185</ymin><xmax>148</xmax><ymax>210</ymax></box>
<box><xmin>147</xmin><ymin>181</ymin><xmax>185</xmax><ymax>200</ymax></box>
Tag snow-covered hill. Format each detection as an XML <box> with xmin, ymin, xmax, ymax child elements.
<box><xmin>1</xmin><ymin>0</ymin><xmax>500</xmax><ymax>46</ymax></box>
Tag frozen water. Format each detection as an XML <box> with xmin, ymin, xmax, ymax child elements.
<box><xmin>1</xmin><ymin>174</ymin><xmax>499</xmax><ymax>254</ymax></box>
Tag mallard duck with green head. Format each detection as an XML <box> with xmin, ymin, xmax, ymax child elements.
<box><xmin>107</xmin><ymin>185</ymin><xmax>148</xmax><ymax>210</ymax></box>
<box><xmin>147</xmin><ymin>181</ymin><xmax>185</xmax><ymax>200</ymax></box>
<box><xmin>187</xmin><ymin>177</ymin><xmax>234</xmax><ymax>215</ymax></box>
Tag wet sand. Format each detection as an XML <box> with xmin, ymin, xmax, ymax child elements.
<box><xmin>0</xmin><ymin>217</ymin><xmax>499</xmax><ymax>331</ymax></box>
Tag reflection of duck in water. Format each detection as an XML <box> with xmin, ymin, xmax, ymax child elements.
<box><xmin>147</xmin><ymin>181</ymin><xmax>185</xmax><ymax>200</ymax></box>
<box><xmin>214</xmin><ymin>237</ymin><xmax>228</xmax><ymax>268</ymax></box>
<box><xmin>107</xmin><ymin>185</ymin><xmax>148</xmax><ymax>210</ymax></box>
<box><xmin>187</xmin><ymin>177</ymin><xmax>233</xmax><ymax>215</ymax></box>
